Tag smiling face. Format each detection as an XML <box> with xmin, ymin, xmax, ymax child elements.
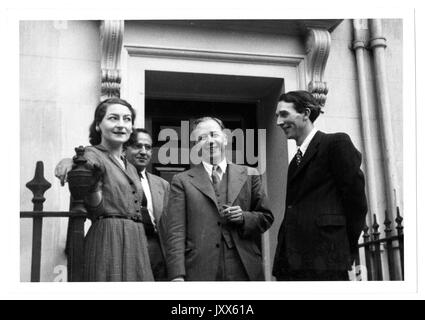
<box><xmin>125</xmin><ymin>132</ymin><xmax>153</xmax><ymax>172</ymax></box>
<box><xmin>275</xmin><ymin>100</ymin><xmax>309</xmax><ymax>145</ymax></box>
<box><xmin>98</xmin><ymin>103</ymin><xmax>133</xmax><ymax>148</ymax></box>
<box><xmin>193</xmin><ymin>119</ymin><xmax>227</xmax><ymax>164</ymax></box>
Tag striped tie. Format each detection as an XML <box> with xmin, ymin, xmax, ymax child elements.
<box><xmin>211</xmin><ymin>165</ymin><xmax>221</xmax><ymax>186</ymax></box>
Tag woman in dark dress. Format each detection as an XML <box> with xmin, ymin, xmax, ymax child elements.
<box><xmin>57</xmin><ymin>98</ymin><xmax>153</xmax><ymax>281</ymax></box>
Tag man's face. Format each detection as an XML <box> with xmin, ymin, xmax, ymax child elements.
<box><xmin>126</xmin><ymin>132</ymin><xmax>153</xmax><ymax>171</ymax></box>
<box><xmin>193</xmin><ymin>119</ymin><xmax>227</xmax><ymax>164</ymax></box>
<box><xmin>275</xmin><ymin>101</ymin><xmax>307</xmax><ymax>141</ymax></box>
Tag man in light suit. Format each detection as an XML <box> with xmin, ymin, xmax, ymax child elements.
<box><xmin>272</xmin><ymin>90</ymin><xmax>368</xmax><ymax>281</ymax></box>
<box><xmin>163</xmin><ymin>117</ymin><xmax>274</xmax><ymax>281</ymax></box>
<box><xmin>125</xmin><ymin>128</ymin><xmax>170</xmax><ymax>281</ymax></box>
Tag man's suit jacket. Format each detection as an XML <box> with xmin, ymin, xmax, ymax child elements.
<box><xmin>273</xmin><ymin>131</ymin><xmax>368</xmax><ymax>278</ymax></box>
<box><xmin>164</xmin><ymin>163</ymin><xmax>274</xmax><ymax>281</ymax></box>
<box><xmin>146</xmin><ymin>172</ymin><xmax>170</xmax><ymax>276</ymax></box>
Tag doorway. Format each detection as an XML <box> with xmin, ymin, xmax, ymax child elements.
<box><xmin>144</xmin><ymin>70</ymin><xmax>286</xmax><ymax>280</ymax></box>
<box><xmin>145</xmin><ymin>98</ymin><xmax>258</xmax><ymax>183</ymax></box>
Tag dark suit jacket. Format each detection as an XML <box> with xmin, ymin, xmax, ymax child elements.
<box><xmin>146</xmin><ymin>172</ymin><xmax>170</xmax><ymax>279</ymax></box>
<box><xmin>273</xmin><ymin>131</ymin><xmax>367</xmax><ymax>278</ymax></box>
<box><xmin>163</xmin><ymin>163</ymin><xmax>274</xmax><ymax>281</ymax></box>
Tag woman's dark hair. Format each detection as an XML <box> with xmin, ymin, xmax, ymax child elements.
<box><xmin>88</xmin><ymin>97</ymin><xmax>136</xmax><ymax>146</ymax></box>
<box><xmin>278</xmin><ymin>90</ymin><xmax>323</xmax><ymax>123</ymax></box>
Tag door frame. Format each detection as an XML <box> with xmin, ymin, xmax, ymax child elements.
<box><xmin>121</xmin><ymin>44</ymin><xmax>307</xmax><ymax>280</ymax></box>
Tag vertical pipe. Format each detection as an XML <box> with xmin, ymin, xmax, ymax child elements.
<box><xmin>369</xmin><ymin>19</ymin><xmax>400</xmax><ymax>221</ymax></box>
<box><xmin>352</xmin><ymin>19</ymin><xmax>379</xmax><ymax>229</ymax></box>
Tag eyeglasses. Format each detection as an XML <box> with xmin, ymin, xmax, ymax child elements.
<box><xmin>130</xmin><ymin>143</ymin><xmax>152</xmax><ymax>151</ymax></box>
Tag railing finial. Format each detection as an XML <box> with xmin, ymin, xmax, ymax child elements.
<box><xmin>395</xmin><ymin>206</ymin><xmax>403</xmax><ymax>236</ymax></box>
<box><xmin>25</xmin><ymin>161</ymin><xmax>52</xmax><ymax>211</ymax></box>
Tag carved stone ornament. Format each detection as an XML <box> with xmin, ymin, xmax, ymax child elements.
<box><xmin>305</xmin><ymin>28</ymin><xmax>331</xmax><ymax>107</ymax></box>
<box><xmin>100</xmin><ymin>20</ymin><xmax>124</xmax><ymax>100</ymax></box>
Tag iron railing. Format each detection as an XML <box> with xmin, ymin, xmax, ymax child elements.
<box><xmin>356</xmin><ymin>209</ymin><xmax>404</xmax><ymax>281</ymax></box>
<box><xmin>21</xmin><ymin>161</ymin><xmax>404</xmax><ymax>282</ymax></box>
<box><xmin>20</xmin><ymin>159</ymin><xmax>87</xmax><ymax>282</ymax></box>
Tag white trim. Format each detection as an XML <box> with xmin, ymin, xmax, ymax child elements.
<box><xmin>125</xmin><ymin>44</ymin><xmax>305</xmax><ymax>67</ymax></box>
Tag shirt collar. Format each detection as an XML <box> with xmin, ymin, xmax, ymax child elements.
<box><xmin>202</xmin><ymin>158</ymin><xmax>227</xmax><ymax>175</ymax></box>
<box><xmin>299</xmin><ymin>127</ymin><xmax>318</xmax><ymax>155</ymax></box>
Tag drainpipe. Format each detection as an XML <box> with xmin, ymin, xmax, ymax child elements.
<box><xmin>352</xmin><ymin>19</ymin><xmax>377</xmax><ymax>228</ymax></box>
<box><xmin>369</xmin><ymin>19</ymin><xmax>400</xmax><ymax>221</ymax></box>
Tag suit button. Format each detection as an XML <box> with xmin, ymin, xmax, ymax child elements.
<box><xmin>134</xmin><ymin>200</ymin><xmax>138</xmax><ymax>203</ymax></box>
<box><xmin>132</xmin><ymin>191</ymin><xmax>136</xmax><ymax>194</ymax></box>
<box><xmin>287</xmin><ymin>205</ymin><xmax>293</xmax><ymax>209</ymax></box>
<box><xmin>217</xmin><ymin>222</ymin><xmax>221</xmax><ymax>226</ymax></box>
<box><xmin>216</xmin><ymin>244</ymin><xmax>220</xmax><ymax>248</ymax></box>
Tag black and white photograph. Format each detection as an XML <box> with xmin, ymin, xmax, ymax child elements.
<box><xmin>1</xmin><ymin>0</ymin><xmax>423</xmax><ymax>301</ymax></box>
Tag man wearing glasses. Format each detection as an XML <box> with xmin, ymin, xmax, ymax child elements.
<box><xmin>162</xmin><ymin>117</ymin><xmax>274</xmax><ymax>281</ymax></box>
<box><xmin>125</xmin><ymin>128</ymin><xmax>170</xmax><ymax>281</ymax></box>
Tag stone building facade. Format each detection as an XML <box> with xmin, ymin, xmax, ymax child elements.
<box><xmin>20</xmin><ymin>19</ymin><xmax>403</xmax><ymax>281</ymax></box>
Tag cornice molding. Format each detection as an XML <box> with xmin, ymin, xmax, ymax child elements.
<box><xmin>100</xmin><ymin>20</ymin><xmax>124</xmax><ymax>100</ymax></box>
<box><xmin>125</xmin><ymin>45</ymin><xmax>304</xmax><ymax>66</ymax></box>
<box><xmin>305</xmin><ymin>28</ymin><xmax>331</xmax><ymax>107</ymax></box>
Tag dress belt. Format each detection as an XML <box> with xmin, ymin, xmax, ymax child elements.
<box><xmin>96</xmin><ymin>213</ymin><xmax>158</xmax><ymax>237</ymax></box>
<box><xmin>96</xmin><ymin>213</ymin><xmax>143</xmax><ymax>223</ymax></box>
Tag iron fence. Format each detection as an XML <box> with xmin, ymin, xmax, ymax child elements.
<box><xmin>21</xmin><ymin>161</ymin><xmax>404</xmax><ymax>282</ymax></box>
<box><xmin>356</xmin><ymin>209</ymin><xmax>404</xmax><ymax>281</ymax></box>
<box><xmin>20</xmin><ymin>160</ymin><xmax>87</xmax><ymax>282</ymax></box>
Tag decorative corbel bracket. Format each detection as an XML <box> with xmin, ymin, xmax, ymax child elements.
<box><xmin>305</xmin><ymin>28</ymin><xmax>331</xmax><ymax>107</ymax></box>
<box><xmin>100</xmin><ymin>20</ymin><xmax>124</xmax><ymax>100</ymax></box>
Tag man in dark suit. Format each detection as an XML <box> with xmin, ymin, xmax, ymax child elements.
<box><xmin>272</xmin><ymin>90</ymin><xmax>368</xmax><ymax>281</ymax></box>
<box><xmin>125</xmin><ymin>128</ymin><xmax>170</xmax><ymax>281</ymax></box>
<box><xmin>163</xmin><ymin>117</ymin><xmax>274</xmax><ymax>281</ymax></box>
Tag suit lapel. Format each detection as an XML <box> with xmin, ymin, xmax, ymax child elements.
<box><xmin>188</xmin><ymin>164</ymin><xmax>219</xmax><ymax>210</ymax></box>
<box><xmin>146</xmin><ymin>173</ymin><xmax>163</xmax><ymax>223</ymax></box>
<box><xmin>94</xmin><ymin>145</ymin><xmax>139</xmax><ymax>186</ymax></box>
<box><xmin>107</xmin><ymin>153</ymin><xmax>138</xmax><ymax>184</ymax></box>
<box><xmin>287</xmin><ymin>156</ymin><xmax>298</xmax><ymax>181</ymax></box>
<box><xmin>227</xmin><ymin>163</ymin><xmax>247</xmax><ymax>206</ymax></box>
<box><xmin>289</xmin><ymin>131</ymin><xmax>323</xmax><ymax>183</ymax></box>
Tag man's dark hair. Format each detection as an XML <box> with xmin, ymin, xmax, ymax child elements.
<box><xmin>278</xmin><ymin>90</ymin><xmax>323</xmax><ymax>123</ymax></box>
<box><xmin>125</xmin><ymin>128</ymin><xmax>152</xmax><ymax>148</ymax></box>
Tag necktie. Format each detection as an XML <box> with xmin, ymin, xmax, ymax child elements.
<box><xmin>139</xmin><ymin>173</ymin><xmax>155</xmax><ymax>236</ymax></box>
<box><xmin>211</xmin><ymin>165</ymin><xmax>221</xmax><ymax>186</ymax></box>
<box><xmin>295</xmin><ymin>148</ymin><xmax>303</xmax><ymax>166</ymax></box>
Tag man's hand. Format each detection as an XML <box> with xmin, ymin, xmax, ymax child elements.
<box><xmin>222</xmin><ymin>205</ymin><xmax>244</xmax><ymax>225</ymax></box>
<box><xmin>54</xmin><ymin>158</ymin><xmax>73</xmax><ymax>186</ymax></box>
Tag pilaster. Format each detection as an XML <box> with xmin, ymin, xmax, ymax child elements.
<box><xmin>100</xmin><ymin>20</ymin><xmax>124</xmax><ymax>100</ymax></box>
